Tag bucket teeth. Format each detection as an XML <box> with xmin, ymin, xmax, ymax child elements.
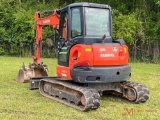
<box><xmin>22</xmin><ymin>62</ymin><xmax>26</xmax><ymax>71</ymax></box>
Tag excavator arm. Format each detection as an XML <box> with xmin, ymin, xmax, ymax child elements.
<box><xmin>33</xmin><ymin>10</ymin><xmax>60</xmax><ymax>64</ymax></box>
<box><xmin>17</xmin><ymin>10</ymin><xmax>60</xmax><ymax>83</ymax></box>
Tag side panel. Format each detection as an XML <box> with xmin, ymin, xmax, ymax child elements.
<box><xmin>69</xmin><ymin>43</ymin><xmax>129</xmax><ymax>68</ymax></box>
<box><xmin>56</xmin><ymin>65</ymin><xmax>72</xmax><ymax>80</ymax></box>
<box><xmin>92</xmin><ymin>44</ymin><xmax>128</xmax><ymax>66</ymax></box>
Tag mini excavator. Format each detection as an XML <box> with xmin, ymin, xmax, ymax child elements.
<box><xmin>17</xmin><ymin>2</ymin><xmax>149</xmax><ymax>111</ymax></box>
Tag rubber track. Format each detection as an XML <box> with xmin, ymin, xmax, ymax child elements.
<box><xmin>122</xmin><ymin>81</ymin><xmax>149</xmax><ymax>103</ymax></box>
<box><xmin>39</xmin><ymin>78</ymin><xmax>100</xmax><ymax>112</ymax></box>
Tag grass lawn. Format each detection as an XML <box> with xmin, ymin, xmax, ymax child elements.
<box><xmin>0</xmin><ymin>56</ymin><xmax>159</xmax><ymax>120</ymax></box>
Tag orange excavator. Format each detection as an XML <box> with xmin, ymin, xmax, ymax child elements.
<box><xmin>17</xmin><ymin>2</ymin><xmax>149</xmax><ymax>111</ymax></box>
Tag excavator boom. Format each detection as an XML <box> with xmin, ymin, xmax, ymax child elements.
<box><xmin>33</xmin><ymin>10</ymin><xmax>60</xmax><ymax>64</ymax></box>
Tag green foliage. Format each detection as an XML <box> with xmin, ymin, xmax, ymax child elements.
<box><xmin>0</xmin><ymin>0</ymin><xmax>59</xmax><ymax>56</ymax></box>
<box><xmin>13</xmin><ymin>9</ymin><xmax>34</xmax><ymax>43</ymax></box>
<box><xmin>0</xmin><ymin>0</ymin><xmax>160</xmax><ymax>62</ymax></box>
<box><xmin>0</xmin><ymin>47</ymin><xmax>5</xmax><ymax>55</ymax></box>
<box><xmin>112</xmin><ymin>11</ymin><xmax>139</xmax><ymax>45</ymax></box>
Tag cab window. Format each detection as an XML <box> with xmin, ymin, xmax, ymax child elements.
<box><xmin>71</xmin><ymin>8</ymin><xmax>81</xmax><ymax>38</ymax></box>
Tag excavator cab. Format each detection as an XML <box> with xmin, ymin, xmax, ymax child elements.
<box><xmin>56</xmin><ymin>3</ymin><xmax>131</xmax><ymax>83</ymax></box>
<box><xmin>58</xmin><ymin>3</ymin><xmax>112</xmax><ymax>67</ymax></box>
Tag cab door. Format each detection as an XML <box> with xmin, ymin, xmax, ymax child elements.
<box><xmin>58</xmin><ymin>7</ymin><xmax>82</xmax><ymax>67</ymax></box>
<box><xmin>58</xmin><ymin>10</ymin><xmax>69</xmax><ymax>66</ymax></box>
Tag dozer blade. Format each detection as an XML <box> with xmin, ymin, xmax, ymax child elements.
<box><xmin>16</xmin><ymin>63</ymin><xmax>48</xmax><ymax>83</ymax></box>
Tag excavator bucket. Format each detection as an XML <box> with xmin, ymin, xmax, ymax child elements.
<box><xmin>16</xmin><ymin>63</ymin><xmax>48</xmax><ymax>83</ymax></box>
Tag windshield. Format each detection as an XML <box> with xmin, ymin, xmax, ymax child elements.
<box><xmin>85</xmin><ymin>8</ymin><xmax>110</xmax><ymax>37</ymax></box>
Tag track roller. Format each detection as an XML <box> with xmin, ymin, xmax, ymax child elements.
<box><xmin>39</xmin><ymin>78</ymin><xmax>100</xmax><ymax>111</ymax></box>
<box><xmin>122</xmin><ymin>81</ymin><xmax>149</xmax><ymax>103</ymax></box>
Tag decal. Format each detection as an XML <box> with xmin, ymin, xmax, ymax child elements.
<box><xmin>61</xmin><ymin>73</ymin><xmax>67</xmax><ymax>77</ymax></box>
<box><xmin>61</xmin><ymin>70</ymin><xmax>67</xmax><ymax>73</ymax></box>
<box><xmin>113</xmin><ymin>47</ymin><xmax>118</xmax><ymax>52</ymax></box>
<box><xmin>100</xmin><ymin>54</ymin><xmax>114</xmax><ymax>57</ymax></box>
<box><xmin>100</xmin><ymin>48</ymin><xmax>106</xmax><ymax>52</ymax></box>
<box><xmin>43</xmin><ymin>20</ymin><xmax>50</xmax><ymax>24</ymax></box>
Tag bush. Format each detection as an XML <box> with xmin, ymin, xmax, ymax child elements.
<box><xmin>0</xmin><ymin>47</ymin><xmax>5</xmax><ymax>55</ymax></box>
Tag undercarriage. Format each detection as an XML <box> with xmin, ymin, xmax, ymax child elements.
<box><xmin>30</xmin><ymin>77</ymin><xmax>149</xmax><ymax>111</ymax></box>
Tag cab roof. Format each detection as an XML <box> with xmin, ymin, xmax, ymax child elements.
<box><xmin>62</xmin><ymin>2</ymin><xmax>111</xmax><ymax>10</ymax></box>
